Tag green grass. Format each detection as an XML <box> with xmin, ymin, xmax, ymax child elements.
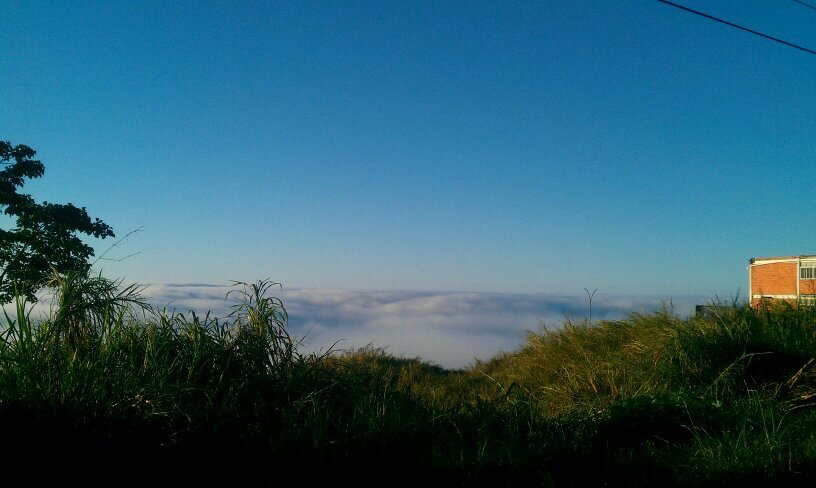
<box><xmin>3</xmin><ymin>272</ymin><xmax>816</xmax><ymax>485</ymax></box>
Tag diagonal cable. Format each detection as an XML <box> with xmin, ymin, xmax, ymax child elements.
<box><xmin>658</xmin><ymin>0</ymin><xmax>816</xmax><ymax>56</ymax></box>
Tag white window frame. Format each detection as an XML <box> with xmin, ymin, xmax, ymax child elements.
<box><xmin>800</xmin><ymin>261</ymin><xmax>816</xmax><ymax>280</ymax></box>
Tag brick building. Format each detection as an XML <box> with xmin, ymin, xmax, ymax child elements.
<box><xmin>748</xmin><ymin>255</ymin><xmax>816</xmax><ymax>306</ymax></box>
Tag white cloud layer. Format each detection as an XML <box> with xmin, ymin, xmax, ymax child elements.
<box><xmin>141</xmin><ymin>284</ymin><xmax>708</xmax><ymax>369</ymax></box>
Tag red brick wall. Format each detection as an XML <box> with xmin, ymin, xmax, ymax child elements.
<box><xmin>801</xmin><ymin>279</ymin><xmax>816</xmax><ymax>295</ymax></box>
<box><xmin>751</xmin><ymin>262</ymin><xmax>798</xmax><ymax>297</ymax></box>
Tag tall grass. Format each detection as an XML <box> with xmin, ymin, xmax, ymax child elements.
<box><xmin>2</xmin><ymin>274</ymin><xmax>816</xmax><ymax>484</ymax></box>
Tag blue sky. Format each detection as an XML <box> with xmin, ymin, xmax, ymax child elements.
<box><xmin>3</xmin><ymin>0</ymin><xmax>816</xmax><ymax>299</ymax></box>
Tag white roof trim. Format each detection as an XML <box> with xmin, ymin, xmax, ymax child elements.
<box><xmin>750</xmin><ymin>259</ymin><xmax>799</xmax><ymax>266</ymax></box>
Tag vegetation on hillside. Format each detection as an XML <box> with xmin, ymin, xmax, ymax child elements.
<box><xmin>2</xmin><ymin>273</ymin><xmax>816</xmax><ymax>485</ymax></box>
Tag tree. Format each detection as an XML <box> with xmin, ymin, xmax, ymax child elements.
<box><xmin>0</xmin><ymin>140</ymin><xmax>114</xmax><ymax>302</ymax></box>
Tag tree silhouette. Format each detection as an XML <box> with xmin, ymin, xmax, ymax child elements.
<box><xmin>0</xmin><ymin>140</ymin><xmax>114</xmax><ymax>302</ymax></box>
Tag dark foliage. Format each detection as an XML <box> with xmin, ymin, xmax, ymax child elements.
<box><xmin>0</xmin><ymin>140</ymin><xmax>113</xmax><ymax>301</ymax></box>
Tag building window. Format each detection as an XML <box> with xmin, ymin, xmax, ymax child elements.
<box><xmin>801</xmin><ymin>262</ymin><xmax>816</xmax><ymax>279</ymax></box>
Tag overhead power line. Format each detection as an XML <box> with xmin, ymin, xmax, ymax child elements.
<box><xmin>657</xmin><ymin>0</ymin><xmax>816</xmax><ymax>56</ymax></box>
<box><xmin>793</xmin><ymin>0</ymin><xmax>816</xmax><ymax>13</ymax></box>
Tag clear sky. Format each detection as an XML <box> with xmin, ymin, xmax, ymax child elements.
<box><xmin>3</xmin><ymin>0</ymin><xmax>816</xmax><ymax>298</ymax></box>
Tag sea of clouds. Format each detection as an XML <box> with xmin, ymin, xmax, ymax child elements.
<box><xmin>139</xmin><ymin>284</ymin><xmax>707</xmax><ymax>369</ymax></box>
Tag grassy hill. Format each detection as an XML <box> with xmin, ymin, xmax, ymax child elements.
<box><xmin>3</xmin><ymin>273</ymin><xmax>816</xmax><ymax>485</ymax></box>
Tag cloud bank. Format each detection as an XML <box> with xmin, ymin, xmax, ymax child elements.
<box><xmin>141</xmin><ymin>284</ymin><xmax>707</xmax><ymax>369</ymax></box>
